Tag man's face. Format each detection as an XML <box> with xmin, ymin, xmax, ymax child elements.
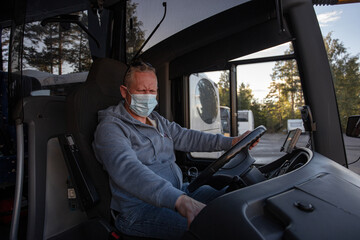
<box><xmin>120</xmin><ymin>71</ymin><xmax>158</xmax><ymax>106</ymax></box>
<box><xmin>128</xmin><ymin>71</ymin><xmax>158</xmax><ymax>95</ymax></box>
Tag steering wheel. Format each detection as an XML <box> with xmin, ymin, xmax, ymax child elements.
<box><xmin>187</xmin><ymin>125</ymin><xmax>267</xmax><ymax>192</ymax></box>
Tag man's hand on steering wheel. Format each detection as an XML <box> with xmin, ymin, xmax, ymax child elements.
<box><xmin>232</xmin><ymin>131</ymin><xmax>260</xmax><ymax>150</ymax></box>
<box><xmin>188</xmin><ymin>126</ymin><xmax>266</xmax><ymax>193</ymax></box>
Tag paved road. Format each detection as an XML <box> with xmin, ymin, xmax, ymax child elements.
<box><xmin>250</xmin><ymin>133</ymin><xmax>360</xmax><ymax>175</ymax></box>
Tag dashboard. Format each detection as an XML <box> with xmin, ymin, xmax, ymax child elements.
<box><xmin>184</xmin><ymin>148</ymin><xmax>360</xmax><ymax>240</ymax></box>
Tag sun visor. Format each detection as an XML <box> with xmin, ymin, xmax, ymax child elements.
<box><xmin>25</xmin><ymin>0</ymin><xmax>89</xmax><ymax>23</ymax></box>
<box><xmin>1</xmin><ymin>0</ymin><xmax>90</xmax><ymax>27</ymax></box>
<box><xmin>0</xmin><ymin>0</ymin><xmax>26</xmax><ymax>26</ymax></box>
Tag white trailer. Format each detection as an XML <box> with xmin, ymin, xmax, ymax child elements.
<box><xmin>237</xmin><ymin>110</ymin><xmax>254</xmax><ymax>135</ymax></box>
<box><xmin>287</xmin><ymin>119</ymin><xmax>305</xmax><ymax>133</ymax></box>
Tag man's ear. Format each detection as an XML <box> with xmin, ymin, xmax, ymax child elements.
<box><xmin>120</xmin><ymin>85</ymin><xmax>127</xmax><ymax>99</ymax></box>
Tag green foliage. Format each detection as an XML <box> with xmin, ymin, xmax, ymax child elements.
<box><xmin>324</xmin><ymin>32</ymin><xmax>360</xmax><ymax>130</ymax></box>
<box><xmin>217</xmin><ymin>49</ymin><xmax>304</xmax><ymax>133</ymax></box>
<box><xmin>238</xmin><ymin>82</ymin><xmax>253</xmax><ymax>110</ymax></box>
<box><xmin>217</xmin><ymin>33</ymin><xmax>359</xmax><ymax>134</ymax></box>
<box><xmin>217</xmin><ymin>70</ymin><xmax>269</xmax><ymax>131</ymax></box>
<box><xmin>218</xmin><ymin>71</ymin><xmax>230</xmax><ymax>107</ymax></box>
<box><xmin>250</xmin><ymin>99</ymin><xmax>267</xmax><ymax>130</ymax></box>
<box><xmin>265</xmin><ymin>47</ymin><xmax>304</xmax><ymax>132</ymax></box>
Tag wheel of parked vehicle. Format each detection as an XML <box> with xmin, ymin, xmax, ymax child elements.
<box><xmin>187</xmin><ymin>125</ymin><xmax>267</xmax><ymax>192</ymax></box>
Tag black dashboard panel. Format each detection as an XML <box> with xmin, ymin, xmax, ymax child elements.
<box><xmin>266</xmin><ymin>174</ymin><xmax>360</xmax><ymax>240</ymax></box>
<box><xmin>183</xmin><ymin>151</ymin><xmax>360</xmax><ymax>240</ymax></box>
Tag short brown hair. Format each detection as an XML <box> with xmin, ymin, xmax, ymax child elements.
<box><xmin>123</xmin><ymin>61</ymin><xmax>156</xmax><ymax>87</ymax></box>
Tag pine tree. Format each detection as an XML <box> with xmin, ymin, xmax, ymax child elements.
<box><xmin>266</xmin><ymin>47</ymin><xmax>304</xmax><ymax>131</ymax></box>
<box><xmin>238</xmin><ymin>82</ymin><xmax>253</xmax><ymax>110</ymax></box>
<box><xmin>126</xmin><ymin>0</ymin><xmax>145</xmax><ymax>62</ymax></box>
<box><xmin>65</xmin><ymin>12</ymin><xmax>92</xmax><ymax>72</ymax></box>
<box><xmin>23</xmin><ymin>11</ymin><xmax>92</xmax><ymax>74</ymax></box>
<box><xmin>1</xmin><ymin>27</ymin><xmax>10</xmax><ymax>71</ymax></box>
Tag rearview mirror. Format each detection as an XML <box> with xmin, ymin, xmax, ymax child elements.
<box><xmin>346</xmin><ymin>115</ymin><xmax>360</xmax><ymax>138</ymax></box>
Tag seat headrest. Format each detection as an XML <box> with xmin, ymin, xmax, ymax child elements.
<box><xmin>86</xmin><ymin>58</ymin><xmax>127</xmax><ymax>97</ymax></box>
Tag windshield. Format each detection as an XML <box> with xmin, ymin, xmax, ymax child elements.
<box><xmin>126</xmin><ymin>0</ymin><xmax>249</xmax><ymax>59</ymax></box>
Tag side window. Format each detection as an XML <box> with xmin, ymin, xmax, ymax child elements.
<box><xmin>188</xmin><ymin>43</ymin><xmax>311</xmax><ymax>164</ymax></box>
<box><xmin>236</xmin><ymin>57</ymin><xmax>309</xmax><ymax>163</ymax></box>
<box><xmin>20</xmin><ymin>11</ymin><xmax>92</xmax><ymax>96</ymax></box>
<box><xmin>314</xmin><ymin>5</ymin><xmax>360</xmax><ymax>174</ymax></box>
<box><xmin>329</xmin><ymin>34</ymin><xmax>360</xmax><ymax>172</ymax></box>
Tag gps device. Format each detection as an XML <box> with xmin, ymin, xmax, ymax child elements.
<box><xmin>281</xmin><ymin>128</ymin><xmax>302</xmax><ymax>153</ymax></box>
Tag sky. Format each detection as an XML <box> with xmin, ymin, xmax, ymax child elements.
<box><xmin>207</xmin><ymin>3</ymin><xmax>360</xmax><ymax>102</ymax></box>
<box><xmin>314</xmin><ymin>4</ymin><xmax>360</xmax><ymax>56</ymax></box>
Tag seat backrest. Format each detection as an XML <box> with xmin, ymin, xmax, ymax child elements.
<box><xmin>66</xmin><ymin>58</ymin><xmax>127</xmax><ymax>221</ymax></box>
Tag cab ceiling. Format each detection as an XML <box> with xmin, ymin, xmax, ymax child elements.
<box><xmin>0</xmin><ymin>0</ymin><xmax>89</xmax><ymax>27</ymax></box>
<box><xmin>141</xmin><ymin>0</ymin><xmax>293</xmax><ymax>79</ymax></box>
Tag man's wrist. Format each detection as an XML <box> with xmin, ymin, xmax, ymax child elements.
<box><xmin>175</xmin><ymin>194</ymin><xmax>186</xmax><ymax>212</ymax></box>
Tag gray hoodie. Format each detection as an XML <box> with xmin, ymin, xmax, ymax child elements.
<box><xmin>92</xmin><ymin>101</ymin><xmax>233</xmax><ymax>216</ymax></box>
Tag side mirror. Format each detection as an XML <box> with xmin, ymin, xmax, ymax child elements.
<box><xmin>346</xmin><ymin>115</ymin><xmax>360</xmax><ymax>138</ymax></box>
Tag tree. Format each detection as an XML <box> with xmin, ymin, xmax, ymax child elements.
<box><xmin>265</xmin><ymin>47</ymin><xmax>304</xmax><ymax>132</ymax></box>
<box><xmin>1</xmin><ymin>27</ymin><xmax>10</xmax><ymax>71</ymax></box>
<box><xmin>217</xmin><ymin>71</ymin><xmax>230</xmax><ymax>107</ymax></box>
<box><xmin>65</xmin><ymin>12</ymin><xmax>92</xmax><ymax>72</ymax></box>
<box><xmin>22</xmin><ymin>11</ymin><xmax>92</xmax><ymax>74</ymax></box>
<box><xmin>238</xmin><ymin>82</ymin><xmax>253</xmax><ymax>110</ymax></box>
<box><xmin>126</xmin><ymin>0</ymin><xmax>145</xmax><ymax>62</ymax></box>
<box><xmin>24</xmin><ymin>21</ymin><xmax>69</xmax><ymax>74</ymax></box>
<box><xmin>250</xmin><ymin>99</ymin><xmax>267</xmax><ymax>130</ymax></box>
<box><xmin>324</xmin><ymin>33</ymin><xmax>360</xmax><ymax>130</ymax></box>
<box><xmin>262</xmin><ymin>98</ymin><xmax>281</xmax><ymax>132</ymax></box>
<box><xmin>217</xmin><ymin>69</ymin><xmax>267</xmax><ymax>131</ymax></box>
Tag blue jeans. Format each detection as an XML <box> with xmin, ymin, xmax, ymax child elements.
<box><xmin>115</xmin><ymin>183</ymin><xmax>225</xmax><ymax>239</ymax></box>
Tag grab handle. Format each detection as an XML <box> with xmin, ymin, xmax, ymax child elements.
<box><xmin>9</xmin><ymin>120</ymin><xmax>25</xmax><ymax>240</ymax></box>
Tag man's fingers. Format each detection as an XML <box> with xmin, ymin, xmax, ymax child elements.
<box><xmin>232</xmin><ymin>130</ymin><xmax>261</xmax><ymax>148</ymax></box>
<box><xmin>249</xmin><ymin>138</ymin><xmax>260</xmax><ymax>150</ymax></box>
<box><xmin>175</xmin><ymin>195</ymin><xmax>206</xmax><ymax>228</ymax></box>
<box><xmin>187</xmin><ymin>215</ymin><xmax>194</xmax><ymax>228</ymax></box>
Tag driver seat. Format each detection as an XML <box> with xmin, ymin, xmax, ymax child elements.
<box><xmin>66</xmin><ymin>57</ymin><xmax>124</xmax><ymax>222</ymax></box>
<box><xmin>66</xmin><ymin>58</ymin><xmax>157</xmax><ymax>239</ymax></box>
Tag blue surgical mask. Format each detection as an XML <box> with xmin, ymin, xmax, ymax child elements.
<box><xmin>126</xmin><ymin>89</ymin><xmax>158</xmax><ymax>117</ymax></box>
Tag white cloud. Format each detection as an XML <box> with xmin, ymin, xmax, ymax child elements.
<box><xmin>317</xmin><ymin>10</ymin><xmax>342</xmax><ymax>27</ymax></box>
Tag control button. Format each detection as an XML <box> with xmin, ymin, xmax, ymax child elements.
<box><xmin>294</xmin><ymin>201</ymin><xmax>315</xmax><ymax>212</ymax></box>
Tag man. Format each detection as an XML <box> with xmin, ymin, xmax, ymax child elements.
<box><xmin>92</xmin><ymin>61</ymin><xmax>258</xmax><ymax>239</ymax></box>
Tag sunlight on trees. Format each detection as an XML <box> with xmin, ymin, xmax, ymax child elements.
<box><xmin>218</xmin><ymin>71</ymin><xmax>230</xmax><ymax>107</ymax></box>
<box><xmin>217</xmin><ymin>33</ymin><xmax>360</xmax><ymax>133</ymax></box>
